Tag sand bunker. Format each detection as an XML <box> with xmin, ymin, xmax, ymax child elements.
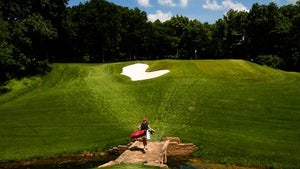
<box><xmin>121</xmin><ymin>63</ymin><xmax>170</xmax><ymax>81</ymax></box>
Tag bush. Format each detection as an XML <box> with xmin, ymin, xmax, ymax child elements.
<box><xmin>0</xmin><ymin>86</ymin><xmax>11</xmax><ymax>95</ymax></box>
<box><xmin>257</xmin><ymin>55</ymin><xmax>284</xmax><ymax>69</ymax></box>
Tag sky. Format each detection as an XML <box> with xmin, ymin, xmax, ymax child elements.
<box><xmin>67</xmin><ymin>0</ymin><xmax>298</xmax><ymax>23</ymax></box>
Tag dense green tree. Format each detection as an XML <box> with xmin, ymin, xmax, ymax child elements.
<box><xmin>210</xmin><ymin>19</ymin><xmax>227</xmax><ymax>59</ymax></box>
<box><xmin>12</xmin><ymin>13</ymin><xmax>57</xmax><ymax>60</ymax></box>
<box><xmin>67</xmin><ymin>0</ymin><xmax>119</xmax><ymax>62</ymax></box>
<box><xmin>147</xmin><ymin>20</ymin><xmax>180</xmax><ymax>59</ymax></box>
<box><xmin>119</xmin><ymin>8</ymin><xmax>148</xmax><ymax>61</ymax></box>
<box><xmin>289</xmin><ymin>2</ymin><xmax>300</xmax><ymax>71</ymax></box>
<box><xmin>161</xmin><ymin>15</ymin><xmax>189</xmax><ymax>58</ymax></box>
<box><xmin>246</xmin><ymin>3</ymin><xmax>271</xmax><ymax>57</ymax></box>
<box><xmin>0</xmin><ymin>19</ymin><xmax>15</xmax><ymax>83</ymax></box>
<box><xmin>67</xmin><ymin>0</ymin><xmax>150</xmax><ymax>62</ymax></box>
<box><xmin>1</xmin><ymin>0</ymin><xmax>67</xmax><ymax>59</ymax></box>
<box><xmin>246</xmin><ymin>2</ymin><xmax>284</xmax><ymax>59</ymax></box>
<box><xmin>223</xmin><ymin>9</ymin><xmax>248</xmax><ymax>58</ymax></box>
<box><xmin>162</xmin><ymin>16</ymin><xmax>213</xmax><ymax>59</ymax></box>
<box><xmin>180</xmin><ymin>20</ymin><xmax>210</xmax><ymax>59</ymax></box>
<box><xmin>0</xmin><ymin>0</ymin><xmax>62</xmax><ymax>83</ymax></box>
<box><xmin>1</xmin><ymin>0</ymin><xmax>300</xmax><ymax>85</ymax></box>
<box><xmin>164</xmin><ymin>15</ymin><xmax>190</xmax><ymax>38</ymax></box>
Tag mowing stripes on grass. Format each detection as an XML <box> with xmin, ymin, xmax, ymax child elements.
<box><xmin>0</xmin><ymin>60</ymin><xmax>299</xmax><ymax>169</ymax></box>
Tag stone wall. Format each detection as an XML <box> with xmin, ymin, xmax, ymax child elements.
<box><xmin>108</xmin><ymin>142</ymin><xmax>133</xmax><ymax>156</ymax></box>
<box><xmin>108</xmin><ymin>137</ymin><xmax>198</xmax><ymax>157</ymax></box>
<box><xmin>162</xmin><ymin>137</ymin><xmax>198</xmax><ymax>156</ymax></box>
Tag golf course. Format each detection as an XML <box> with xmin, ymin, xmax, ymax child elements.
<box><xmin>0</xmin><ymin>59</ymin><xmax>299</xmax><ymax>168</ymax></box>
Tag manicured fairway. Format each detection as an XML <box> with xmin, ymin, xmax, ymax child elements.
<box><xmin>0</xmin><ymin>60</ymin><xmax>299</xmax><ymax>168</ymax></box>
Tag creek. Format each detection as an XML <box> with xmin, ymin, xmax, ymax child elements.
<box><xmin>0</xmin><ymin>153</ymin><xmax>116</xmax><ymax>169</ymax></box>
<box><xmin>0</xmin><ymin>154</ymin><xmax>198</xmax><ymax>169</ymax></box>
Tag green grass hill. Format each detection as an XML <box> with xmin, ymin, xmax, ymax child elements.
<box><xmin>0</xmin><ymin>60</ymin><xmax>299</xmax><ymax>168</ymax></box>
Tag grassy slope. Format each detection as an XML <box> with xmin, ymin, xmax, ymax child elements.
<box><xmin>0</xmin><ymin>60</ymin><xmax>299</xmax><ymax>168</ymax></box>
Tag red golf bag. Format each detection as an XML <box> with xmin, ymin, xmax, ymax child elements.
<box><xmin>130</xmin><ymin>130</ymin><xmax>146</xmax><ymax>139</ymax></box>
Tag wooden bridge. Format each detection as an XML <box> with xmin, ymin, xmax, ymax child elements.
<box><xmin>98</xmin><ymin>137</ymin><xmax>197</xmax><ymax>168</ymax></box>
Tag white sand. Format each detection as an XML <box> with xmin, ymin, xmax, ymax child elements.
<box><xmin>121</xmin><ymin>63</ymin><xmax>170</xmax><ymax>81</ymax></box>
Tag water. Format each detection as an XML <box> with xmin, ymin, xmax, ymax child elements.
<box><xmin>0</xmin><ymin>154</ymin><xmax>116</xmax><ymax>169</ymax></box>
<box><xmin>167</xmin><ymin>156</ymin><xmax>198</xmax><ymax>169</ymax></box>
<box><xmin>1</xmin><ymin>154</ymin><xmax>203</xmax><ymax>169</ymax></box>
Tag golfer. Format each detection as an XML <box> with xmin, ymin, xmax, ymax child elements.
<box><xmin>138</xmin><ymin>118</ymin><xmax>154</xmax><ymax>150</ymax></box>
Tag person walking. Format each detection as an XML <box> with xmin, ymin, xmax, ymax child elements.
<box><xmin>138</xmin><ymin>118</ymin><xmax>154</xmax><ymax>151</ymax></box>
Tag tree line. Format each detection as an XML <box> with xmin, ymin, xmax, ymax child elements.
<box><xmin>1</xmin><ymin>0</ymin><xmax>300</xmax><ymax>84</ymax></box>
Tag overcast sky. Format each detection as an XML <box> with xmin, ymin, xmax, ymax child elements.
<box><xmin>68</xmin><ymin>0</ymin><xmax>298</xmax><ymax>23</ymax></box>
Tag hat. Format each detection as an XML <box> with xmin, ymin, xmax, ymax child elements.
<box><xmin>143</xmin><ymin>118</ymin><xmax>147</xmax><ymax>122</ymax></box>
